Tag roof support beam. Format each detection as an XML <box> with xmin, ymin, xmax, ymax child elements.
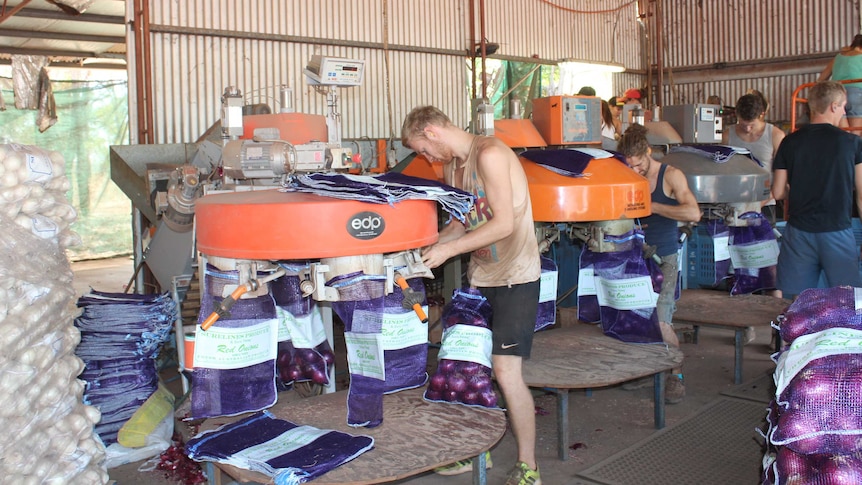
<box><xmin>0</xmin><ymin>27</ymin><xmax>124</xmax><ymax>44</ymax></box>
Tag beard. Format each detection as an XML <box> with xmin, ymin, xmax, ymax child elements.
<box><xmin>429</xmin><ymin>138</ymin><xmax>455</xmax><ymax>163</ymax></box>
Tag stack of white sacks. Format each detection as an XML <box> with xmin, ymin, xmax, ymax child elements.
<box><xmin>763</xmin><ymin>287</ymin><xmax>862</xmax><ymax>484</ymax></box>
<box><xmin>0</xmin><ymin>144</ymin><xmax>108</xmax><ymax>484</ymax></box>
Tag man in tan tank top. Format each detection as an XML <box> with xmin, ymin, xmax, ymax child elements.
<box><xmin>402</xmin><ymin>106</ymin><xmax>543</xmax><ymax>485</ymax></box>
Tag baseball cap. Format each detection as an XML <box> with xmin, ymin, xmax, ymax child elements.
<box><xmin>624</xmin><ymin>88</ymin><xmax>642</xmax><ymax>99</ymax></box>
<box><xmin>609</xmin><ymin>96</ymin><xmax>624</xmax><ymax>107</ymax></box>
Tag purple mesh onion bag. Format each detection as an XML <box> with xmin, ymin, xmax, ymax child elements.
<box><xmin>330</xmin><ymin>272</ymin><xmax>428</xmax><ymax>427</ymax></box>
<box><xmin>191</xmin><ymin>267</ymin><xmax>278</xmax><ymax>420</ymax></box>
<box><xmin>190</xmin><ymin>316</ymin><xmax>279</xmax><ymax>420</ymax></box>
<box><xmin>577</xmin><ymin>248</ymin><xmax>601</xmax><ymax>323</ymax></box>
<box><xmin>769</xmin><ymin>446</ymin><xmax>862</xmax><ymax>485</ymax></box>
<box><xmin>778</xmin><ymin>287</ymin><xmax>862</xmax><ymax>344</ymax></box>
<box><xmin>535</xmin><ymin>256</ymin><xmax>557</xmax><ymax>332</ymax></box>
<box><xmin>270</xmin><ymin>273</ymin><xmax>334</xmax><ymax>388</ymax></box>
<box><xmin>591</xmin><ymin>230</ymin><xmax>663</xmax><ymax>344</ymax></box>
<box><xmin>707</xmin><ymin>219</ymin><xmax>732</xmax><ymax>287</ymax></box>
<box><xmin>425</xmin><ymin>288</ymin><xmax>500</xmax><ymax>409</ymax></box>
<box><xmin>186</xmin><ymin>410</ymin><xmax>374</xmax><ymax>484</ymax></box>
<box><xmin>197</xmin><ymin>265</ymin><xmax>278</xmax><ymax>323</ymax></box>
<box><xmin>380</xmin><ymin>277</ymin><xmax>429</xmax><ymax>393</ymax></box>
<box><xmin>728</xmin><ymin>212</ymin><xmax>778</xmax><ymax>295</ymax></box>
<box><xmin>772</xmin><ymin>352</ymin><xmax>862</xmax><ymax>456</ymax></box>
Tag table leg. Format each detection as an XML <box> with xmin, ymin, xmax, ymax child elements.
<box><xmin>552</xmin><ymin>388</ymin><xmax>569</xmax><ymax>461</ymax></box>
<box><xmin>652</xmin><ymin>372</ymin><xmax>666</xmax><ymax>429</ymax></box>
<box><xmin>692</xmin><ymin>325</ymin><xmax>700</xmax><ymax>344</ymax></box>
<box><xmin>733</xmin><ymin>329</ymin><xmax>744</xmax><ymax>384</ymax></box>
<box><xmin>472</xmin><ymin>452</ymin><xmax>488</xmax><ymax>485</ymax></box>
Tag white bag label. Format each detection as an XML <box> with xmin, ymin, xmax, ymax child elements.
<box><xmin>280</xmin><ymin>305</ymin><xmax>326</xmax><ymax>348</ymax></box>
<box><xmin>577</xmin><ymin>267</ymin><xmax>596</xmax><ymax>296</ymax></box>
<box><xmin>713</xmin><ymin>235</ymin><xmax>730</xmax><ymax>262</ymax></box>
<box><xmin>539</xmin><ymin>270</ymin><xmax>558</xmax><ymax>303</ymax></box>
<box><xmin>274</xmin><ymin>307</ymin><xmax>291</xmax><ymax>342</ymax></box>
<box><xmin>438</xmin><ymin>324</ymin><xmax>493</xmax><ymax>369</ymax></box>
<box><xmin>25</xmin><ymin>152</ymin><xmax>53</xmax><ymax>182</ymax></box>
<box><xmin>774</xmin><ymin>327</ymin><xmax>862</xmax><ymax>399</ymax></box>
<box><xmin>729</xmin><ymin>239</ymin><xmax>779</xmax><ymax>269</ymax></box>
<box><xmin>344</xmin><ymin>332</ymin><xmax>385</xmax><ymax>380</ymax></box>
<box><xmin>595</xmin><ymin>275</ymin><xmax>657</xmax><ymax>310</ymax></box>
<box><xmin>380</xmin><ymin>309</ymin><xmax>428</xmax><ymax>350</ymax></box>
<box><xmin>855</xmin><ymin>287</ymin><xmax>862</xmax><ymax>312</ymax></box>
<box><xmin>234</xmin><ymin>425</ymin><xmax>329</xmax><ymax>462</ymax></box>
<box><xmin>193</xmin><ymin>319</ymin><xmax>278</xmax><ymax>370</ymax></box>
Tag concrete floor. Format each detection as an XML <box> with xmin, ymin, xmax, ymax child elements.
<box><xmin>73</xmin><ymin>256</ymin><xmax>778</xmax><ymax>485</ymax></box>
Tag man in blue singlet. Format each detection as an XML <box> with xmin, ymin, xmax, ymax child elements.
<box><xmin>617</xmin><ymin>124</ymin><xmax>702</xmax><ymax>404</ymax></box>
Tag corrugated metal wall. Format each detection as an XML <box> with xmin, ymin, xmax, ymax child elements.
<box><xmin>143</xmin><ymin>0</ymin><xmax>649</xmax><ymax>144</ymax></box>
<box><xmin>146</xmin><ymin>0</ymin><xmax>471</xmax><ymax>144</ymax></box>
<box><xmin>658</xmin><ymin>0</ymin><xmax>860</xmax><ymax>124</ymax></box>
<box><xmin>483</xmin><ymin>1</ymin><xmax>641</xmax><ymax>68</ymax></box>
<box><xmin>141</xmin><ymin>0</ymin><xmax>861</xmax><ymax>143</ymax></box>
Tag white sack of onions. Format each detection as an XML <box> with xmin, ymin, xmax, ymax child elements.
<box><xmin>0</xmin><ymin>144</ymin><xmax>108</xmax><ymax>484</ymax></box>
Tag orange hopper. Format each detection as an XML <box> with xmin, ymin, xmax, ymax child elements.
<box><xmin>195</xmin><ymin>190</ymin><xmax>438</xmax><ymax>260</ymax></box>
<box><xmin>522</xmin><ymin>156</ymin><xmax>651</xmax><ymax>223</ymax></box>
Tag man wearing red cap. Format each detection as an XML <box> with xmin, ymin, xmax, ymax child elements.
<box><xmin>623</xmin><ymin>88</ymin><xmax>643</xmax><ymax>104</ymax></box>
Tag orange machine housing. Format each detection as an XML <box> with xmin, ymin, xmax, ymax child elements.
<box><xmin>532</xmin><ymin>96</ymin><xmax>602</xmax><ymax>146</ymax></box>
<box><xmin>493</xmin><ymin>119</ymin><xmax>548</xmax><ymax>148</ymax></box>
<box><xmin>241</xmin><ymin>113</ymin><xmax>329</xmax><ymax>144</ymax></box>
<box><xmin>195</xmin><ymin>190</ymin><xmax>438</xmax><ymax>260</ymax></box>
<box><xmin>398</xmin><ymin>154</ymin><xmax>445</xmax><ymax>183</ymax></box>
<box><xmin>522</xmin><ymin>156</ymin><xmax>651</xmax><ymax>222</ymax></box>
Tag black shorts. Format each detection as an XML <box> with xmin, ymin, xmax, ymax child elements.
<box><xmin>478</xmin><ymin>280</ymin><xmax>540</xmax><ymax>358</ymax></box>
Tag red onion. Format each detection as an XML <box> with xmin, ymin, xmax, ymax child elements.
<box><xmin>429</xmin><ymin>373</ymin><xmax>447</xmax><ymax>391</ymax></box>
<box><xmin>447</xmin><ymin>374</ymin><xmax>468</xmax><ymax>393</ymax></box>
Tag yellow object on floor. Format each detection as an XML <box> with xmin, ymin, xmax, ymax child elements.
<box><xmin>118</xmin><ymin>384</ymin><xmax>175</xmax><ymax>448</ymax></box>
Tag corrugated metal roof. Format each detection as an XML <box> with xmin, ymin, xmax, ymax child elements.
<box><xmin>0</xmin><ymin>0</ymin><xmax>126</xmax><ymax>66</ymax></box>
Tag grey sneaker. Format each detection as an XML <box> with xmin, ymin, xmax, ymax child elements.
<box><xmin>665</xmin><ymin>374</ymin><xmax>685</xmax><ymax>404</ymax></box>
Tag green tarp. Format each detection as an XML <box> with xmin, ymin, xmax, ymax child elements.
<box><xmin>0</xmin><ymin>76</ymin><xmax>131</xmax><ymax>261</ymax></box>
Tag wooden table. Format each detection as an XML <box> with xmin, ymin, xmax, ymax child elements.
<box><xmin>673</xmin><ymin>289</ymin><xmax>790</xmax><ymax>384</ymax></box>
<box><xmin>198</xmin><ymin>386</ymin><xmax>507</xmax><ymax>485</ymax></box>
<box><xmin>522</xmin><ymin>324</ymin><xmax>684</xmax><ymax>460</ymax></box>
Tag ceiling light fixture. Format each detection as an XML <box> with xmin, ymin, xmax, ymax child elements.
<box><xmin>557</xmin><ymin>59</ymin><xmax>625</xmax><ymax>73</ymax></box>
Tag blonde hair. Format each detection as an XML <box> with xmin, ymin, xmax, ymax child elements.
<box><xmin>401</xmin><ymin>106</ymin><xmax>453</xmax><ymax>146</ymax></box>
<box><xmin>808</xmin><ymin>81</ymin><xmax>846</xmax><ymax>114</ymax></box>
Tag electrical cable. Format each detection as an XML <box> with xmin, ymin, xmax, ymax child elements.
<box><xmin>537</xmin><ymin>0</ymin><xmax>636</xmax><ymax>15</ymax></box>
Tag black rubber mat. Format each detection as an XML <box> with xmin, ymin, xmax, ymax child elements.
<box><xmin>720</xmin><ymin>371</ymin><xmax>775</xmax><ymax>404</ymax></box>
<box><xmin>576</xmin><ymin>398</ymin><xmax>768</xmax><ymax>485</ymax></box>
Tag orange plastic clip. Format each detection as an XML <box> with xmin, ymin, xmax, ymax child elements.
<box><xmin>394</xmin><ymin>274</ymin><xmax>428</xmax><ymax>323</ymax></box>
<box><xmin>200</xmin><ymin>285</ymin><xmax>249</xmax><ymax>331</ymax></box>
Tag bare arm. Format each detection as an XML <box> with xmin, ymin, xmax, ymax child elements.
<box><xmin>772</xmin><ymin>168</ymin><xmax>788</xmax><ymax>201</ymax></box>
<box><xmin>771</xmin><ymin>125</ymin><xmax>786</xmax><ymax>158</ymax></box>
<box><xmin>818</xmin><ymin>59</ymin><xmax>835</xmax><ymax>82</ymax></box>
<box><xmin>653</xmin><ymin>166</ymin><xmax>701</xmax><ymax>223</ymax></box>
<box><xmin>817</xmin><ymin>58</ymin><xmax>835</xmax><ymax>82</ymax></box>
<box><xmin>435</xmin><ymin>218</ymin><xmax>466</xmax><ymax>244</ymax></box>
<box><xmin>421</xmin><ymin>144</ymin><xmax>518</xmax><ymax>268</ymax></box>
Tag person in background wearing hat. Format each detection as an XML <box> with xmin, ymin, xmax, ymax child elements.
<box><xmin>623</xmin><ymin>87</ymin><xmax>643</xmax><ymax>104</ymax></box>
<box><xmin>608</xmin><ymin>96</ymin><xmax>624</xmax><ymax>125</ymax></box>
